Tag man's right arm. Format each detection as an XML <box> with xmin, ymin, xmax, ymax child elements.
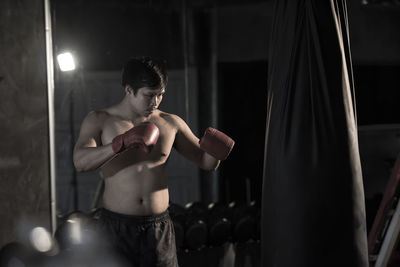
<box><xmin>73</xmin><ymin>111</ymin><xmax>115</xmax><ymax>172</ymax></box>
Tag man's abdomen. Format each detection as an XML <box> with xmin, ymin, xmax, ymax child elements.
<box><xmin>102</xmin><ymin>166</ymin><xmax>169</xmax><ymax>215</ymax></box>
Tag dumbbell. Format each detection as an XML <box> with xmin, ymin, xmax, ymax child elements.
<box><xmin>228</xmin><ymin>201</ymin><xmax>257</xmax><ymax>243</ymax></box>
<box><xmin>54</xmin><ymin>210</ymin><xmax>98</xmax><ymax>251</ymax></box>
<box><xmin>206</xmin><ymin>202</ymin><xmax>232</xmax><ymax>247</ymax></box>
<box><xmin>0</xmin><ymin>242</ymin><xmax>32</xmax><ymax>267</ymax></box>
<box><xmin>0</xmin><ymin>239</ymin><xmax>56</xmax><ymax>267</ymax></box>
<box><xmin>184</xmin><ymin>202</ymin><xmax>208</xmax><ymax>250</ymax></box>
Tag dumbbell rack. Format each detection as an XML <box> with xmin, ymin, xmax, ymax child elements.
<box><xmin>368</xmin><ymin>153</ymin><xmax>400</xmax><ymax>267</ymax></box>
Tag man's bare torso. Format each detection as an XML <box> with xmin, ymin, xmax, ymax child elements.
<box><xmin>99</xmin><ymin>109</ymin><xmax>177</xmax><ymax>215</ymax></box>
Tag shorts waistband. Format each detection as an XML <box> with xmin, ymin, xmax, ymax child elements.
<box><xmin>100</xmin><ymin>208</ymin><xmax>170</xmax><ymax>224</ymax></box>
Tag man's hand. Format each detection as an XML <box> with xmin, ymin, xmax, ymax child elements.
<box><xmin>112</xmin><ymin>121</ymin><xmax>160</xmax><ymax>154</ymax></box>
<box><xmin>199</xmin><ymin>127</ymin><xmax>235</xmax><ymax>160</ymax></box>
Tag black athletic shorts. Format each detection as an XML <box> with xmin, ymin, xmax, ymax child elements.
<box><xmin>97</xmin><ymin>208</ymin><xmax>178</xmax><ymax>267</ymax></box>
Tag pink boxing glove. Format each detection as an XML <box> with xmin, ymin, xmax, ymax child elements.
<box><xmin>112</xmin><ymin>121</ymin><xmax>160</xmax><ymax>154</ymax></box>
<box><xmin>199</xmin><ymin>127</ymin><xmax>235</xmax><ymax>160</ymax></box>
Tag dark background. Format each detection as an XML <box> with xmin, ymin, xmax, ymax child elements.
<box><xmin>51</xmin><ymin>0</ymin><xmax>400</xmax><ymax>211</ymax></box>
<box><xmin>1</xmin><ymin>0</ymin><xmax>400</xmax><ymax>247</ymax></box>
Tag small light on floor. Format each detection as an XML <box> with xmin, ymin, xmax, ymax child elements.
<box><xmin>29</xmin><ymin>227</ymin><xmax>53</xmax><ymax>252</ymax></box>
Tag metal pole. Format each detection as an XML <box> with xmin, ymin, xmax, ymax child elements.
<box><xmin>182</xmin><ymin>0</ymin><xmax>190</xmax><ymax>123</ymax></box>
<box><xmin>209</xmin><ymin>6</ymin><xmax>219</xmax><ymax>202</ymax></box>
<box><xmin>44</xmin><ymin>0</ymin><xmax>57</xmax><ymax>235</ymax></box>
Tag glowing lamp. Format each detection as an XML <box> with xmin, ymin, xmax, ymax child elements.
<box><xmin>57</xmin><ymin>52</ymin><xmax>76</xmax><ymax>71</ymax></box>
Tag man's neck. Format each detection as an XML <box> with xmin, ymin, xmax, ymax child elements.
<box><xmin>118</xmin><ymin>98</ymin><xmax>149</xmax><ymax>124</ymax></box>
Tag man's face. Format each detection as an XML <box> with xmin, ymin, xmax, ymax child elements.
<box><xmin>129</xmin><ymin>86</ymin><xmax>165</xmax><ymax>117</ymax></box>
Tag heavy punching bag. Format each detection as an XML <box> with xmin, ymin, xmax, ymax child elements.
<box><xmin>261</xmin><ymin>0</ymin><xmax>368</xmax><ymax>267</ymax></box>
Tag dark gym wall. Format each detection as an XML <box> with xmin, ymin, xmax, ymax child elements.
<box><xmin>0</xmin><ymin>0</ymin><xmax>50</xmax><ymax>247</ymax></box>
<box><xmin>217</xmin><ymin>1</ymin><xmax>400</xmax><ymax>64</ymax></box>
<box><xmin>217</xmin><ymin>2</ymin><xmax>272</xmax><ymax>62</ymax></box>
<box><xmin>348</xmin><ymin>1</ymin><xmax>400</xmax><ymax>65</ymax></box>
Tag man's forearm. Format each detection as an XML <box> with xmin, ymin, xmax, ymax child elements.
<box><xmin>200</xmin><ymin>151</ymin><xmax>220</xmax><ymax>171</ymax></box>
<box><xmin>73</xmin><ymin>144</ymin><xmax>115</xmax><ymax>172</ymax></box>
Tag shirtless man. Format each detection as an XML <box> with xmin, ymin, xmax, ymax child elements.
<box><xmin>73</xmin><ymin>57</ymin><xmax>234</xmax><ymax>267</ymax></box>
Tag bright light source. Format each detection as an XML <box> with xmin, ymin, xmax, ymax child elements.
<box><xmin>57</xmin><ymin>52</ymin><xmax>76</xmax><ymax>71</ymax></box>
<box><xmin>29</xmin><ymin>227</ymin><xmax>53</xmax><ymax>252</ymax></box>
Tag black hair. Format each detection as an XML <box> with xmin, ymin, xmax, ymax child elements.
<box><xmin>121</xmin><ymin>57</ymin><xmax>168</xmax><ymax>95</ymax></box>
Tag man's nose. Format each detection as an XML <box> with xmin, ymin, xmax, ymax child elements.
<box><xmin>151</xmin><ymin>96</ymin><xmax>158</xmax><ymax>106</ymax></box>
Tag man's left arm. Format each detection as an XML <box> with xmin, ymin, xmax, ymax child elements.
<box><xmin>172</xmin><ymin>115</ymin><xmax>234</xmax><ymax>170</ymax></box>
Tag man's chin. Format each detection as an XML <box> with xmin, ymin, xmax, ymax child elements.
<box><xmin>143</xmin><ymin>110</ymin><xmax>154</xmax><ymax>117</ymax></box>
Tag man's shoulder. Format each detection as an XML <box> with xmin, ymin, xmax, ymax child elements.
<box><xmin>157</xmin><ymin>110</ymin><xmax>184</xmax><ymax>126</ymax></box>
<box><xmin>83</xmin><ymin>110</ymin><xmax>110</xmax><ymax>125</ymax></box>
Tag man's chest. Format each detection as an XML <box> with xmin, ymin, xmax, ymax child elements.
<box><xmin>101</xmin><ymin>118</ymin><xmax>177</xmax><ymax>155</ymax></box>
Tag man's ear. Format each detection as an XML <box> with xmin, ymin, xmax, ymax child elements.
<box><xmin>125</xmin><ymin>85</ymin><xmax>132</xmax><ymax>94</ymax></box>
